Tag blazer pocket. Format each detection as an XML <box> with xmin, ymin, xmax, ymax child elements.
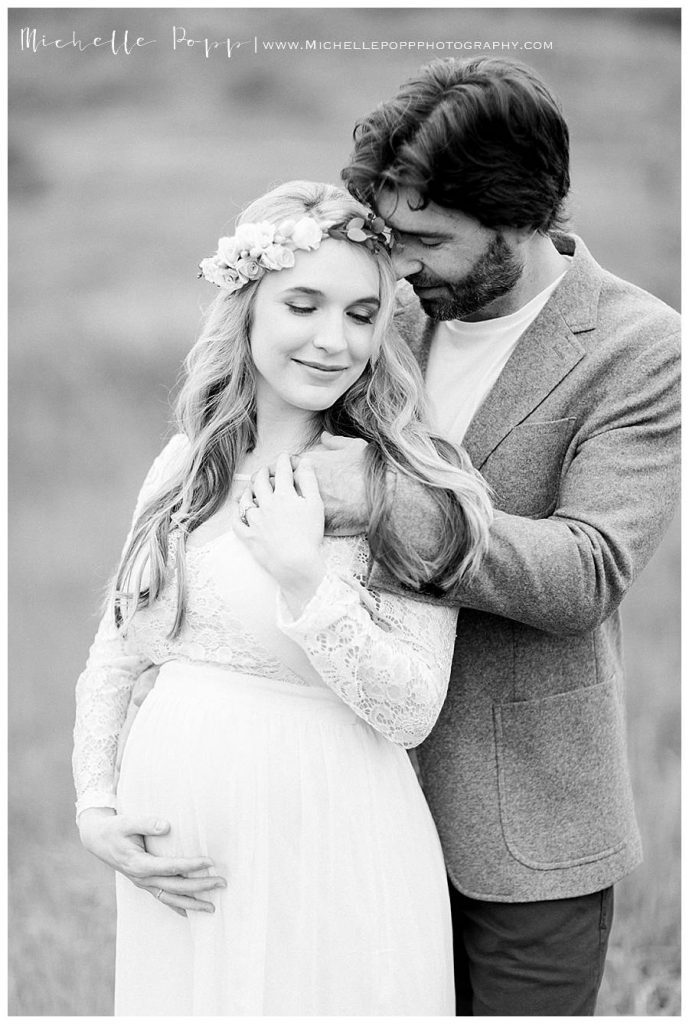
<box><xmin>493</xmin><ymin>680</ymin><xmax>636</xmax><ymax>869</ymax></box>
<box><xmin>484</xmin><ymin>418</ymin><xmax>575</xmax><ymax>518</ymax></box>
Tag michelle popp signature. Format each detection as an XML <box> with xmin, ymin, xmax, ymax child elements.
<box><xmin>19</xmin><ymin>26</ymin><xmax>251</xmax><ymax>59</ymax></box>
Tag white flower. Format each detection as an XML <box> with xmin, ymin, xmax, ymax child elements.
<box><xmin>199</xmin><ymin>256</ymin><xmax>244</xmax><ymax>292</ymax></box>
<box><xmin>257</xmin><ymin>221</ymin><xmax>277</xmax><ymax>246</ymax></box>
<box><xmin>275</xmin><ymin>218</ymin><xmax>296</xmax><ymax>243</ymax></box>
<box><xmin>290</xmin><ymin>217</ymin><xmax>323</xmax><ymax>250</ymax></box>
<box><xmin>234</xmin><ymin>221</ymin><xmax>275</xmax><ymax>253</ymax></box>
<box><xmin>200</xmin><ymin>216</ymin><xmax>336</xmax><ymax>294</ymax></box>
<box><xmin>199</xmin><ymin>257</ymin><xmax>227</xmax><ymax>287</ymax></box>
<box><xmin>260</xmin><ymin>244</ymin><xmax>296</xmax><ymax>271</ymax></box>
<box><xmin>216</xmin><ymin>236</ymin><xmax>241</xmax><ymax>265</ymax></box>
<box><xmin>235</xmin><ymin>256</ymin><xmax>263</xmax><ymax>281</ymax></box>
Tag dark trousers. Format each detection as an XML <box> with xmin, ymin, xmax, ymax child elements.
<box><xmin>448</xmin><ymin>879</ymin><xmax>614</xmax><ymax>1016</ymax></box>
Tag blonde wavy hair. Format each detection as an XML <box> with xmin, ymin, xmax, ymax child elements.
<box><xmin>114</xmin><ymin>180</ymin><xmax>493</xmax><ymax>635</ymax></box>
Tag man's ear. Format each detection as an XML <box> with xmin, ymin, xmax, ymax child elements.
<box><xmin>394</xmin><ymin>279</ymin><xmax>418</xmax><ymax>309</ymax></box>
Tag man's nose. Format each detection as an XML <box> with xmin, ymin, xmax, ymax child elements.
<box><xmin>392</xmin><ymin>245</ymin><xmax>423</xmax><ymax>281</ymax></box>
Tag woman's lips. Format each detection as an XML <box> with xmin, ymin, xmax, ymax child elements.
<box><xmin>293</xmin><ymin>359</ymin><xmax>348</xmax><ymax>373</ymax></box>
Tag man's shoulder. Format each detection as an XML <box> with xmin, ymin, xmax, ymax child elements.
<box><xmin>554</xmin><ymin>233</ymin><xmax>680</xmax><ymax>353</ymax></box>
<box><xmin>597</xmin><ymin>268</ymin><xmax>680</xmax><ymax>342</ymax></box>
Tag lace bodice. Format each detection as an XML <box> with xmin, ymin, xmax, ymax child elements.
<box><xmin>73</xmin><ymin>436</ymin><xmax>459</xmax><ymax>815</ymax></box>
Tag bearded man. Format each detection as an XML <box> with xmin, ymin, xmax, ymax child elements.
<box><xmin>308</xmin><ymin>56</ymin><xmax>680</xmax><ymax>1015</ymax></box>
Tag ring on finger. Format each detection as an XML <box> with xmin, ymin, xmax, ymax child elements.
<box><xmin>154</xmin><ymin>887</ymin><xmax>165</xmax><ymax>901</ymax></box>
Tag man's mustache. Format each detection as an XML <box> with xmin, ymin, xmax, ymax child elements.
<box><xmin>406</xmin><ymin>273</ymin><xmax>449</xmax><ymax>289</ymax></box>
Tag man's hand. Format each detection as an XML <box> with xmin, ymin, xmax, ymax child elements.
<box><xmin>115</xmin><ymin>665</ymin><xmax>160</xmax><ymax>774</ymax></box>
<box><xmin>295</xmin><ymin>432</ymin><xmax>370</xmax><ymax>535</ymax></box>
<box><xmin>131</xmin><ymin>665</ymin><xmax>159</xmax><ymax>709</ymax></box>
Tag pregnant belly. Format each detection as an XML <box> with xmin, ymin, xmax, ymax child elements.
<box><xmin>118</xmin><ymin>660</ymin><xmax>438</xmax><ymax>869</ymax></box>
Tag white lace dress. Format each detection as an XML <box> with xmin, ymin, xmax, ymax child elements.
<box><xmin>73</xmin><ymin>435</ymin><xmax>458</xmax><ymax>1016</ymax></box>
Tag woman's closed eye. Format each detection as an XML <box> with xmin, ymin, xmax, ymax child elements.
<box><xmin>286</xmin><ymin>303</ymin><xmax>375</xmax><ymax>325</ymax></box>
<box><xmin>347</xmin><ymin>309</ymin><xmax>376</xmax><ymax>325</ymax></box>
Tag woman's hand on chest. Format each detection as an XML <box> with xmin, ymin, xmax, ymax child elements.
<box><xmin>233</xmin><ymin>453</ymin><xmax>327</xmax><ymax>615</ymax></box>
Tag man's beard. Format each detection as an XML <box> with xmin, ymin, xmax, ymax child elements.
<box><xmin>408</xmin><ymin>233</ymin><xmax>523</xmax><ymax>321</ymax></box>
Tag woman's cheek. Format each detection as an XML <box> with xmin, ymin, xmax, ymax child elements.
<box><xmin>355</xmin><ymin>336</ymin><xmax>376</xmax><ymax>373</ymax></box>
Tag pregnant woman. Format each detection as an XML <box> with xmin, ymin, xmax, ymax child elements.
<box><xmin>73</xmin><ymin>180</ymin><xmax>492</xmax><ymax>1015</ymax></box>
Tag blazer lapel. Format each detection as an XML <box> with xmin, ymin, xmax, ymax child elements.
<box><xmin>464</xmin><ymin>234</ymin><xmax>603</xmax><ymax>469</ymax></box>
<box><xmin>463</xmin><ymin>304</ymin><xmax>586</xmax><ymax>469</ymax></box>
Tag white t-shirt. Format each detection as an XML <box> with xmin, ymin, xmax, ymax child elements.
<box><xmin>425</xmin><ymin>264</ymin><xmax>571</xmax><ymax>444</ymax></box>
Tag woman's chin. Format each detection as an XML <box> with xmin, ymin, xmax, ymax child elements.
<box><xmin>288</xmin><ymin>384</ymin><xmax>352</xmax><ymax>412</ymax></box>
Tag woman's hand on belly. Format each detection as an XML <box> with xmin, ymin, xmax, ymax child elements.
<box><xmin>77</xmin><ymin>807</ymin><xmax>227</xmax><ymax>916</ymax></box>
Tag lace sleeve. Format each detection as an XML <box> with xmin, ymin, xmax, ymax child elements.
<box><xmin>277</xmin><ymin>570</ymin><xmax>458</xmax><ymax>748</ymax></box>
<box><xmin>73</xmin><ymin>613</ymin><xmax>152</xmax><ymax>816</ymax></box>
<box><xmin>72</xmin><ymin>433</ymin><xmax>188</xmax><ymax>816</ymax></box>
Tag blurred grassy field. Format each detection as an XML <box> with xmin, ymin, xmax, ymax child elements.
<box><xmin>8</xmin><ymin>8</ymin><xmax>680</xmax><ymax>1016</ymax></box>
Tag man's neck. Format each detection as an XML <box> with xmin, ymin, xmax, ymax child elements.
<box><xmin>463</xmin><ymin>233</ymin><xmax>571</xmax><ymax>322</ymax></box>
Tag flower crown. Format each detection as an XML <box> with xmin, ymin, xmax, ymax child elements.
<box><xmin>198</xmin><ymin>212</ymin><xmax>392</xmax><ymax>294</ymax></box>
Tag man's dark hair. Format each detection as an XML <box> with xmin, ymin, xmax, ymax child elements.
<box><xmin>342</xmin><ymin>57</ymin><xmax>570</xmax><ymax>233</ymax></box>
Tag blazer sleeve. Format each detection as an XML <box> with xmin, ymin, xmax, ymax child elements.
<box><xmin>368</xmin><ymin>328</ymin><xmax>681</xmax><ymax>637</ymax></box>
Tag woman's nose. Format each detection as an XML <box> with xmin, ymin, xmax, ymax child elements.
<box><xmin>312</xmin><ymin>314</ymin><xmax>348</xmax><ymax>353</ymax></box>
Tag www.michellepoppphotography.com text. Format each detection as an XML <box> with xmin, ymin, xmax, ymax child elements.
<box><xmin>18</xmin><ymin>25</ymin><xmax>554</xmax><ymax>59</ymax></box>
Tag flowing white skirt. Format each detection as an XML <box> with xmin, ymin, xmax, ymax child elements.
<box><xmin>115</xmin><ymin>661</ymin><xmax>454</xmax><ymax>1015</ymax></box>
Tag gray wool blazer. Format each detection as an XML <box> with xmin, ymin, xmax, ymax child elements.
<box><xmin>369</xmin><ymin>233</ymin><xmax>681</xmax><ymax>902</ymax></box>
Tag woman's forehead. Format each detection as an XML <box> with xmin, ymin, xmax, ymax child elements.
<box><xmin>262</xmin><ymin>239</ymin><xmax>381</xmax><ymax>300</ymax></box>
